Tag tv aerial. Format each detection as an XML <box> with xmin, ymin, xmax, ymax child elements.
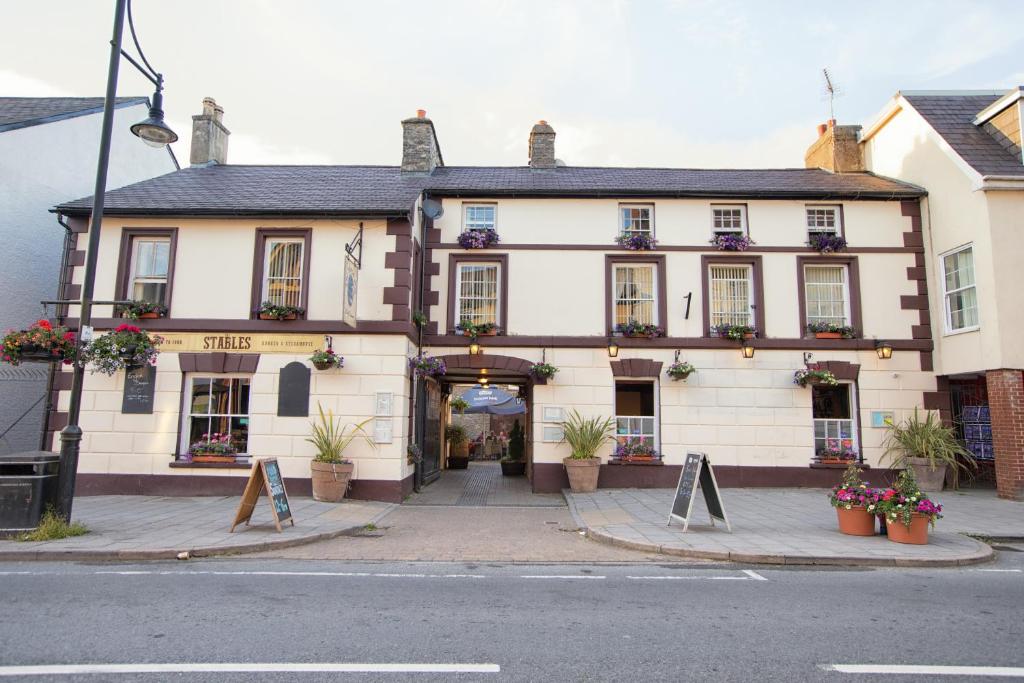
<box><xmin>822</xmin><ymin>68</ymin><xmax>842</xmax><ymax>121</ymax></box>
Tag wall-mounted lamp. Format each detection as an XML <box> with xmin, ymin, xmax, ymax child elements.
<box><xmin>607</xmin><ymin>338</ymin><xmax>619</xmax><ymax>358</ymax></box>
<box><xmin>741</xmin><ymin>339</ymin><xmax>755</xmax><ymax>359</ymax></box>
<box><xmin>468</xmin><ymin>340</ymin><xmax>481</xmax><ymax>355</ymax></box>
<box><xmin>478</xmin><ymin>376</ymin><xmax>489</xmax><ymax>385</ymax></box>
<box><xmin>875</xmin><ymin>340</ymin><xmax>893</xmax><ymax>360</ymax></box>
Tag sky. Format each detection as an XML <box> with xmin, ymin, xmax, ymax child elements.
<box><xmin>2</xmin><ymin>0</ymin><xmax>1022</xmax><ymax>169</ymax></box>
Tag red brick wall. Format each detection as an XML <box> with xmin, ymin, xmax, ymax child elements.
<box><xmin>988</xmin><ymin>369</ymin><xmax>1024</xmax><ymax>500</ymax></box>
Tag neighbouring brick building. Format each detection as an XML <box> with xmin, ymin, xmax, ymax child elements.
<box><xmin>860</xmin><ymin>87</ymin><xmax>1024</xmax><ymax>499</ymax></box>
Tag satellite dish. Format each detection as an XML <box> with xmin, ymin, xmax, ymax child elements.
<box><xmin>422</xmin><ymin>199</ymin><xmax>444</xmax><ymax>219</ymax></box>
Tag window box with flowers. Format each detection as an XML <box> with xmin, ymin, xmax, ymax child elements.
<box><xmin>666</xmin><ymin>360</ymin><xmax>696</xmax><ymax>381</ymax></box>
<box><xmin>457</xmin><ymin>228</ymin><xmax>500</xmax><ymax>249</ymax></box>
<box><xmin>309</xmin><ymin>348</ymin><xmax>343</xmax><ymax>371</ymax></box>
<box><xmin>82</xmin><ymin>324</ymin><xmax>162</xmax><ymax>376</ymax></box>
<box><xmin>829</xmin><ymin>464</ymin><xmax>879</xmax><ymax>536</ymax></box>
<box><xmin>711</xmin><ymin>234</ymin><xmax>753</xmax><ymax>251</ymax></box>
<box><xmin>185</xmin><ymin>433</ymin><xmax>238</xmax><ymax>463</ymax></box>
<box><xmin>793</xmin><ymin>367</ymin><xmax>838</xmax><ymax>387</ymax></box>
<box><xmin>816</xmin><ymin>438</ymin><xmax>858</xmax><ymax>465</ymax></box>
<box><xmin>117</xmin><ymin>300</ymin><xmax>167</xmax><ymax>320</ymax></box>
<box><xmin>613</xmin><ymin>320</ymin><xmax>665</xmax><ymax>339</ymax></box>
<box><xmin>611</xmin><ymin>437</ymin><xmax>661</xmax><ymax>464</ymax></box>
<box><xmin>457</xmin><ymin>320</ymin><xmax>498</xmax><ymax>337</ymax></box>
<box><xmin>806</xmin><ymin>322</ymin><xmax>856</xmax><ymax>339</ymax></box>
<box><xmin>808</xmin><ymin>233</ymin><xmax>847</xmax><ymax>254</ymax></box>
<box><xmin>614</xmin><ymin>233</ymin><xmax>657</xmax><ymax>251</ymax></box>
<box><xmin>409</xmin><ymin>354</ymin><xmax>446</xmax><ymax>379</ymax></box>
<box><xmin>2</xmin><ymin>320</ymin><xmax>76</xmax><ymax>366</ymax></box>
<box><xmin>711</xmin><ymin>324</ymin><xmax>756</xmax><ymax>340</ymax></box>
<box><xmin>258</xmin><ymin>301</ymin><xmax>304</xmax><ymax>320</ymax></box>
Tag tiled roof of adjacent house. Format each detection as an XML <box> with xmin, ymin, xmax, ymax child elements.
<box><xmin>0</xmin><ymin>97</ymin><xmax>148</xmax><ymax>133</ymax></box>
<box><xmin>902</xmin><ymin>91</ymin><xmax>1024</xmax><ymax>177</ymax></box>
<box><xmin>54</xmin><ymin>164</ymin><xmax>924</xmax><ymax>217</ymax></box>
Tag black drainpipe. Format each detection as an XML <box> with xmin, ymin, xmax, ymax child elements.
<box><xmin>39</xmin><ymin>214</ymin><xmax>74</xmax><ymax>449</ymax></box>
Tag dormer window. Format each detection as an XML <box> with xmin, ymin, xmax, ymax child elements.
<box><xmin>712</xmin><ymin>205</ymin><xmax>747</xmax><ymax>236</ymax></box>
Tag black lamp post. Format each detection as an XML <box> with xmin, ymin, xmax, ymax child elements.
<box><xmin>55</xmin><ymin>0</ymin><xmax>176</xmax><ymax>521</ymax></box>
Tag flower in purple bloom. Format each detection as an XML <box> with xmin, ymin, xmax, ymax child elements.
<box><xmin>409</xmin><ymin>354</ymin><xmax>446</xmax><ymax>379</ymax></box>
<box><xmin>615</xmin><ymin>233</ymin><xmax>657</xmax><ymax>250</ymax></box>
<box><xmin>808</xmin><ymin>233</ymin><xmax>847</xmax><ymax>253</ymax></box>
<box><xmin>711</xmin><ymin>233</ymin><xmax>752</xmax><ymax>251</ymax></box>
<box><xmin>457</xmin><ymin>229</ymin><xmax>500</xmax><ymax>249</ymax></box>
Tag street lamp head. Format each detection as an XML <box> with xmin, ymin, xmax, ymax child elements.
<box><xmin>131</xmin><ymin>89</ymin><xmax>177</xmax><ymax>148</ymax></box>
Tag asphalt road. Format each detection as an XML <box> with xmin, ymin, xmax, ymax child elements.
<box><xmin>0</xmin><ymin>547</ymin><xmax>1022</xmax><ymax>682</ymax></box>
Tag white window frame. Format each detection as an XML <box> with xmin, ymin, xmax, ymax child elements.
<box><xmin>940</xmin><ymin>244</ymin><xmax>980</xmax><ymax>335</ymax></box>
<box><xmin>180</xmin><ymin>373</ymin><xmax>252</xmax><ymax>456</ymax></box>
<box><xmin>711</xmin><ymin>204</ymin><xmax>748</xmax><ymax>235</ymax></box>
<box><xmin>129</xmin><ymin>236</ymin><xmax>170</xmax><ymax>303</ymax></box>
<box><xmin>262</xmin><ymin>237</ymin><xmax>305</xmax><ymax>308</ymax></box>
<box><xmin>708</xmin><ymin>263</ymin><xmax>754</xmax><ymax>328</ymax></box>
<box><xmin>455</xmin><ymin>261</ymin><xmax>501</xmax><ymax>328</ymax></box>
<box><xmin>614</xmin><ymin>380</ymin><xmax>660</xmax><ymax>452</ymax></box>
<box><xmin>612</xmin><ymin>263</ymin><xmax>659</xmax><ymax>326</ymax></box>
<box><xmin>805</xmin><ymin>205</ymin><xmax>841</xmax><ymax>237</ymax></box>
<box><xmin>811</xmin><ymin>382</ymin><xmax>858</xmax><ymax>456</ymax></box>
<box><xmin>619</xmin><ymin>203</ymin><xmax>654</xmax><ymax>237</ymax></box>
<box><xmin>803</xmin><ymin>264</ymin><xmax>851</xmax><ymax>328</ymax></box>
<box><xmin>463</xmin><ymin>203</ymin><xmax>497</xmax><ymax>232</ymax></box>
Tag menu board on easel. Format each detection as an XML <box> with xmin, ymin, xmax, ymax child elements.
<box><xmin>230</xmin><ymin>458</ymin><xmax>294</xmax><ymax>533</ymax></box>
<box><xmin>667</xmin><ymin>452</ymin><xmax>731</xmax><ymax>533</ymax></box>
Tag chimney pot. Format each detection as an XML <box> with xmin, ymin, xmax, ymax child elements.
<box><xmin>190</xmin><ymin>97</ymin><xmax>230</xmax><ymax>167</ymax></box>
<box><xmin>417</xmin><ymin>109</ymin><xmax>426</xmax><ymax>119</ymax></box>
<box><xmin>817</xmin><ymin>123</ymin><xmax>828</xmax><ymax>136</ymax></box>
<box><xmin>804</xmin><ymin>120</ymin><xmax>864</xmax><ymax>173</ymax></box>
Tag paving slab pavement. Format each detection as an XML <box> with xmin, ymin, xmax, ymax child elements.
<box><xmin>0</xmin><ymin>495</ymin><xmax>393</xmax><ymax>561</ymax></box>
<box><xmin>566</xmin><ymin>487</ymin><xmax>1018</xmax><ymax>567</ymax></box>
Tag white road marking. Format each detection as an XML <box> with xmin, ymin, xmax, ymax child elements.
<box><xmin>742</xmin><ymin>569</ymin><xmax>768</xmax><ymax>581</ymax></box>
<box><xmin>976</xmin><ymin>568</ymin><xmax>1023</xmax><ymax>573</ymax></box>
<box><xmin>91</xmin><ymin>570</ymin><xmax>487</xmax><ymax>579</ymax></box>
<box><xmin>625</xmin><ymin>576</ymin><xmax>748</xmax><ymax>581</ymax></box>
<box><xmin>0</xmin><ymin>663</ymin><xmax>500</xmax><ymax>677</ymax></box>
<box><xmin>519</xmin><ymin>575</ymin><xmax>606</xmax><ymax>579</ymax></box>
<box><xmin>823</xmin><ymin>664</ymin><xmax>1024</xmax><ymax>677</ymax></box>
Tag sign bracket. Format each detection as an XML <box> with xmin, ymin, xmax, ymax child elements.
<box><xmin>344</xmin><ymin>222</ymin><xmax>364</xmax><ymax>270</ymax></box>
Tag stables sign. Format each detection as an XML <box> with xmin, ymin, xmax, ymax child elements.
<box><xmin>155</xmin><ymin>332</ymin><xmax>323</xmax><ymax>355</ymax></box>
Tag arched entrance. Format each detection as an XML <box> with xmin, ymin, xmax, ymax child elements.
<box><xmin>414</xmin><ymin>353</ymin><xmax>542</xmax><ymax>496</ymax></box>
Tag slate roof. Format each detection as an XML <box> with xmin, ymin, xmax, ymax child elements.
<box><xmin>54</xmin><ymin>164</ymin><xmax>923</xmax><ymax>217</ymax></box>
<box><xmin>903</xmin><ymin>91</ymin><xmax>1024</xmax><ymax>177</ymax></box>
<box><xmin>0</xmin><ymin>97</ymin><xmax>149</xmax><ymax>133</ymax></box>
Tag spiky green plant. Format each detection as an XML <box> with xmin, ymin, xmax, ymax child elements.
<box><xmin>18</xmin><ymin>507</ymin><xmax>88</xmax><ymax>542</ymax></box>
<box><xmin>560</xmin><ymin>410</ymin><xmax>615</xmax><ymax>460</ymax></box>
<box><xmin>306</xmin><ymin>403</ymin><xmax>375</xmax><ymax>464</ymax></box>
<box><xmin>882</xmin><ymin>409</ymin><xmax>976</xmax><ymax>489</ymax></box>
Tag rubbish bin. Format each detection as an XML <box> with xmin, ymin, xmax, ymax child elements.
<box><xmin>0</xmin><ymin>451</ymin><xmax>60</xmax><ymax>535</ymax></box>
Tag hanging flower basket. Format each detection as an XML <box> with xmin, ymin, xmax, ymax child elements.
<box><xmin>666</xmin><ymin>361</ymin><xmax>695</xmax><ymax>381</ymax></box>
<box><xmin>409</xmin><ymin>353</ymin><xmax>446</xmax><ymax>379</ymax></box>
<box><xmin>1</xmin><ymin>320</ymin><xmax>76</xmax><ymax>366</ymax></box>
<box><xmin>808</xmin><ymin>233</ymin><xmax>847</xmax><ymax>253</ymax></box>
<box><xmin>614</xmin><ymin>233</ymin><xmax>657</xmax><ymax>250</ymax></box>
<box><xmin>613</xmin><ymin>320</ymin><xmax>665</xmax><ymax>339</ymax></box>
<box><xmin>81</xmin><ymin>324</ymin><xmax>162</xmax><ymax>375</ymax></box>
<box><xmin>793</xmin><ymin>367</ymin><xmax>838</xmax><ymax>387</ymax></box>
<box><xmin>310</xmin><ymin>348</ymin><xmax>344</xmax><ymax>371</ymax></box>
<box><xmin>528</xmin><ymin>362</ymin><xmax>558</xmax><ymax>380</ymax></box>
<box><xmin>457</xmin><ymin>229</ymin><xmax>500</xmax><ymax>249</ymax></box>
<box><xmin>711</xmin><ymin>233</ymin><xmax>753</xmax><ymax>251</ymax></box>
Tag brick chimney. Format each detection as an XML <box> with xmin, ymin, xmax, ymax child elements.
<box><xmin>528</xmin><ymin>120</ymin><xmax>556</xmax><ymax>168</ymax></box>
<box><xmin>401</xmin><ymin>109</ymin><xmax>443</xmax><ymax>174</ymax></box>
<box><xmin>805</xmin><ymin>119</ymin><xmax>865</xmax><ymax>173</ymax></box>
<box><xmin>189</xmin><ymin>97</ymin><xmax>230</xmax><ymax>167</ymax></box>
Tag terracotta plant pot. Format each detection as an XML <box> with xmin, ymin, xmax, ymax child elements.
<box><xmin>191</xmin><ymin>454</ymin><xmax>236</xmax><ymax>463</ymax></box>
<box><xmin>563</xmin><ymin>457</ymin><xmax>601</xmax><ymax>493</ymax></box>
<box><xmin>462</xmin><ymin>329</ymin><xmax>497</xmax><ymax>337</ymax></box>
<box><xmin>743</xmin><ymin>332</ymin><xmax>755</xmax><ymax>339</ymax></box>
<box><xmin>259</xmin><ymin>313</ymin><xmax>298</xmax><ymax>321</ymax></box>
<box><xmin>311</xmin><ymin>460</ymin><xmax>354</xmax><ymax>502</ymax></box>
<box><xmin>138</xmin><ymin>312</ymin><xmax>161</xmax><ymax>319</ymax></box>
<box><xmin>886</xmin><ymin>513</ymin><xmax>931</xmax><ymax>545</ymax></box>
<box><xmin>904</xmin><ymin>458</ymin><xmax>947</xmax><ymax>492</ymax></box>
<box><xmin>501</xmin><ymin>460</ymin><xmax>526</xmax><ymax>476</ymax></box>
<box><xmin>814</xmin><ymin>332</ymin><xmax>842</xmax><ymax>339</ymax></box>
<box><xmin>836</xmin><ymin>506</ymin><xmax>876</xmax><ymax>536</ymax></box>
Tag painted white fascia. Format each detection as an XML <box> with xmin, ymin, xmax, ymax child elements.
<box><xmin>978</xmin><ymin>176</ymin><xmax>1024</xmax><ymax>191</ymax></box>
<box><xmin>972</xmin><ymin>87</ymin><xmax>1023</xmax><ymax>125</ymax></box>
<box><xmin>859</xmin><ymin>98</ymin><xmax>902</xmax><ymax>143</ymax></box>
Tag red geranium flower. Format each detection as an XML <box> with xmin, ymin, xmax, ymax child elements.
<box><xmin>115</xmin><ymin>324</ymin><xmax>141</xmax><ymax>334</ymax></box>
<box><xmin>35</xmin><ymin>319</ymin><xmax>52</xmax><ymax>331</ymax></box>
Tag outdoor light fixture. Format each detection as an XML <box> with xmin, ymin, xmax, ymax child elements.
<box><xmin>741</xmin><ymin>339</ymin><xmax>755</xmax><ymax>359</ymax></box>
<box><xmin>607</xmin><ymin>338</ymin><xmax>619</xmax><ymax>358</ymax></box>
<box><xmin>875</xmin><ymin>340</ymin><xmax>893</xmax><ymax>360</ymax></box>
<box><xmin>478</xmin><ymin>376</ymin><xmax>489</xmax><ymax>385</ymax></box>
<box><xmin>468</xmin><ymin>340</ymin><xmax>481</xmax><ymax>355</ymax></box>
<box><xmin>130</xmin><ymin>85</ymin><xmax>177</xmax><ymax>148</ymax></box>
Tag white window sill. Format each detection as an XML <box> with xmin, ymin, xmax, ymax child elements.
<box><xmin>942</xmin><ymin>326</ymin><xmax>980</xmax><ymax>337</ymax></box>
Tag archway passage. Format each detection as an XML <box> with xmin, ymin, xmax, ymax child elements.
<box><xmin>413</xmin><ymin>353</ymin><xmax>549</xmax><ymax>504</ymax></box>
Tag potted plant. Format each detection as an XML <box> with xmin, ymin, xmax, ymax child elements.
<box><xmin>187</xmin><ymin>432</ymin><xmax>237</xmax><ymax>463</ymax></box>
<box><xmin>450</xmin><ymin>397</ymin><xmax>469</xmax><ymax>414</ymax></box>
<box><xmin>457</xmin><ymin>228</ymin><xmax>500</xmax><ymax>249</ymax></box>
<box><xmin>808</xmin><ymin>233</ymin><xmax>847</xmax><ymax>253</ymax></box>
<box><xmin>711</xmin><ymin>233</ymin><xmax>753</xmax><ymax>251</ymax></box>
<box><xmin>806</xmin><ymin>322</ymin><xmax>856</xmax><ymax>339</ymax></box>
<box><xmin>829</xmin><ymin>464</ymin><xmax>878</xmax><ymax>536</ymax></box>
<box><xmin>882</xmin><ymin>409</ymin><xmax>977</xmax><ymax>491</ymax></box>
<box><xmin>412</xmin><ymin>310</ymin><xmax>428</xmax><ymax>328</ymax></box>
<box><xmin>793</xmin><ymin>367</ymin><xmax>838</xmax><ymax>387</ymax></box>
<box><xmin>457</xmin><ymin>320</ymin><xmax>498</xmax><ymax>337</ymax></box>
<box><xmin>258</xmin><ymin>301</ymin><xmax>304</xmax><ymax>320</ymax></box>
<box><xmin>446</xmin><ymin>424</ymin><xmax>469</xmax><ymax>469</ymax></box>
<box><xmin>309</xmin><ymin>348</ymin><xmax>343</xmax><ymax>371</ymax></box>
<box><xmin>1</xmin><ymin>319</ymin><xmax>76</xmax><ymax>366</ymax></box>
<box><xmin>614</xmin><ymin>233</ymin><xmax>657</xmax><ymax>250</ymax></box>
<box><xmin>816</xmin><ymin>439</ymin><xmax>858</xmax><ymax>464</ymax></box>
<box><xmin>711</xmin><ymin>324</ymin><xmax>756</xmax><ymax>340</ymax></box>
<box><xmin>118</xmin><ymin>300</ymin><xmax>167</xmax><ymax>320</ymax></box>
<box><xmin>876</xmin><ymin>469</ymin><xmax>943</xmax><ymax>545</ymax></box>
<box><xmin>666</xmin><ymin>360</ymin><xmax>695</xmax><ymax>381</ymax></box>
<box><xmin>614</xmin><ymin>320</ymin><xmax>666</xmax><ymax>338</ymax></box>
<box><xmin>612</xmin><ymin>437</ymin><xmax>661</xmax><ymax>463</ymax></box>
<box><xmin>501</xmin><ymin>420</ymin><xmax>527</xmax><ymax>476</ymax></box>
<box><xmin>409</xmin><ymin>353</ymin><xmax>446</xmax><ymax>379</ymax></box>
<box><xmin>306</xmin><ymin>403</ymin><xmax>375</xmax><ymax>502</ymax></box>
<box><xmin>559</xmin><ymin>410</ymin><xmax>615</xmax><ymax>493</ymax></box>
<box><xmin>528</xmin><ymin>362</ymin><xmax>558</xmax><ymax>381</ymax></box>
<box><xmin>82</xmin><ymin>324</ymin><xmax>162</xmax><ymax>375</ymax></box>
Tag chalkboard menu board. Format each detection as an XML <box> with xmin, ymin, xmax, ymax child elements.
<box><xmin>121</xmin><ymin>364</ymin><xmax>156</xmax><ymax>414</ymax></box>
<box><xmin>278</xmin><ymin>362</ymin><xmax>310</xmax><ymax>417</ymax></box>
<box><xmin>668</xmin><ymin>452</ymin><xmax>731</xmax><ymax>532</ymax></box>
<box><xmin>230</xmin><ymin>458</ymin><xmax>295</xmax><ymax>533</ymax></box>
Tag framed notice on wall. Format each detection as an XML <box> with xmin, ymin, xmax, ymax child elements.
<box><xmin>342</xmin><ymin>255</ymin><xmax>359</xmax><ymax>327</ymax></box>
